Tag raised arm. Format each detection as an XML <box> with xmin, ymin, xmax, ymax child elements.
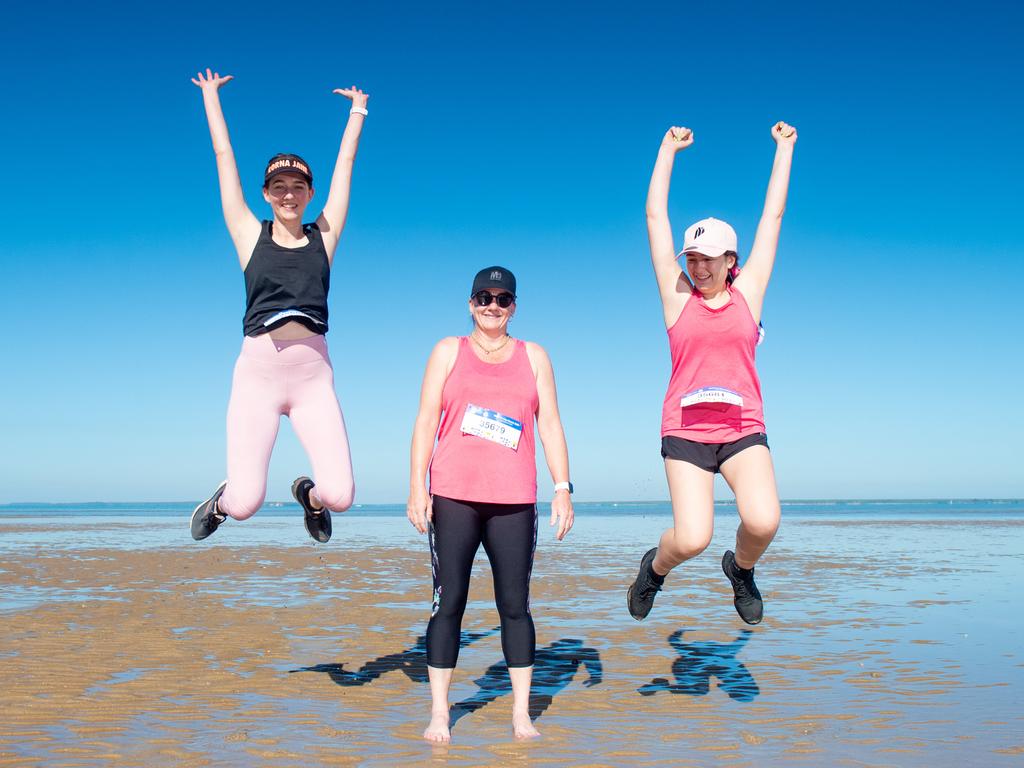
<box><xmin>407</xmin><ymin>337</ymin><xmax>458</xmax><ymax>534</ymax></box>
<box><xmin>191</xmin><ymin>69</ymin><xmax>261</xmax><ymax>267</ymax></box>
<box><xmin>316</xmin><ymin>86</ymin><xmax>370</xmax><ymax>263</ymax></box>
<box><xmin>733</xmin><ymin>121</ymin><xmax>797</xmax><ymax>323</ymax></box>
<box><xmin>527</xmin><ymin>343</ymin><xmax>574</xmax><ymax>541</ymax></box>
<box><xmin>647</xmin><ymin>127</ymin><xmax>694</xmax><ymax>325</ymax></box>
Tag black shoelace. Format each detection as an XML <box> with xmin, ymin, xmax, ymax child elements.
<box><xmin>732</xmin><ymin>571</ymin><xmax>757</xmax><ymax>601</ymax></box>
<box><xmin>638</xmin><ymin>573</ymin><xmax>662</xmax><ymax>599</ymax></box>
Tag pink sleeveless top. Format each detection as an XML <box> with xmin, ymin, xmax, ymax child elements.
<box><xmin>429</xmin><ymin>337</ymin><xmax>540</xmax><ymax>504</ymax></box>
<box><xmin>661</xmin><ymin>286</ymin><xmax>765</xmax><ymax>443</ymax></box>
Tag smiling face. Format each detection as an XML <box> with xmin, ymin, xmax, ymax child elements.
<box><xmin>468</xmin><ymin>288</ymin><xmax>516</xmax><ymax>334</ymax></box>
<box><xmin>262</xmin><ymin>172</ymin><xmax>314</xmax><ymax>223</ymax></box>
<box><xmin>685</xmin><ymin>251</ymin><xmax>737</xmax><ymax>295</ymax></box>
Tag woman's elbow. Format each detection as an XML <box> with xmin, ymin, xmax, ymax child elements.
<box><xmin>537</xmin><ymin>418</ymin><xmax>564</xmax><ymax>444</ymax></box>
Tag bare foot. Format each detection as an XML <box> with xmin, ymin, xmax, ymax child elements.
<box><xmin>423</xmin><ymin>710</ymin><xmax>451</xmax><ymax>743</ymax></box>
<box><xmin>512</xmin><ymin>710</ymin><xmax>539</xmax><ymax>739</ymax></box>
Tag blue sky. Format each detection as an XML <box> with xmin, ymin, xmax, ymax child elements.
<box><xmin>2</xmin><ymin>1</ymin><xmax>1022</xmax><ymax>502</ymax></box>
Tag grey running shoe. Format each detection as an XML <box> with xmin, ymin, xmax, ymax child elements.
<box><xmin>627</xmin><ymin>547</ymin><xmax>662</xmax><ymax>621</ymax></box>
<box><xmin>292</xmin><ymin>476</ymin><xmax>332</xmax><ymax>543</ymax></box>
<box><xmin>191</xmin><ymin>481</ymin><xmax>227</xmax><ymax>541</ymax></box>
<box><xmin>722</xmin><ymin>550</ymin><xmax>763</xmax><ymax>625</ymax></box>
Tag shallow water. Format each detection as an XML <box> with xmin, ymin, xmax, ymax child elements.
<box><xmin>0</xmin><ymin>505</ymin><xmax>1022</xmax><ymax>765</ymax></box>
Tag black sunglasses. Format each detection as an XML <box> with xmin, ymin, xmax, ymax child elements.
<box><xmin>472</xmin><ymin>291</ymin><xmax>516</xmax><ymax>308</ymax></box>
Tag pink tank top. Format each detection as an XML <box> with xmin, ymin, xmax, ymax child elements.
<box><xmin>661</xmin><ymin>286</ymin><xmax>765</xmax><ymax>443</ymax></box>
<box><xmin>429</xmin><ymin>337</ymin><xmax>539</xmax><ymax>504</ymax></box>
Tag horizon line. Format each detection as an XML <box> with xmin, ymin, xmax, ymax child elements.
<box><xmin>2</xmin><ymin>497</ymin><xmax>1022</xmax><ymax>508</ymax></box>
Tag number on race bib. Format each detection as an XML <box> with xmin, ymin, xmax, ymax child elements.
<box><xmin>460</xmin><ymin>404</ymin><xmax>524</xmax><ymax>451</ymax></box>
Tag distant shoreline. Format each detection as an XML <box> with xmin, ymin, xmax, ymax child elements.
<box><xmin>3</xmin><ymin>498</ymin><xmax>1022</xmax><ymax>507</ymax></box>
<box><xmin>2</xmin><ymin>499</ymin><xmax>1022</xmax><ymax>518</ymax></box>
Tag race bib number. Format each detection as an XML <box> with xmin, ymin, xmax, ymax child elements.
<box><xmin>460</xmin><ymin>404</ymin><xmax>523</xmax><ymax>450</ymax></box>
<box><xmin>681</xmin><ymin>387</ymin><xmax>744</xmax><ymax>408</ymax></box>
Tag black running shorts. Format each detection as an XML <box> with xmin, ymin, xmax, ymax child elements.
<box><xmin>661</xmin><ymin>432</ymin><xmax>769</xmax><ymax>474</ymax></box>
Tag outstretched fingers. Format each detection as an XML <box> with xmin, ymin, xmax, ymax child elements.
<box><xmin>333</xmin><ymin>85</ymin><xmax>370</xmax><ymax>109</ymax></box>
<box><xmin>191</xmin><ymin>68</ymin><xmax>233</xmax><ymax>89</ymax></box>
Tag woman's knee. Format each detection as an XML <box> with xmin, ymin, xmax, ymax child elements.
<box><xmin>495</xmin><ymin>595</ymin><xmax>531</xmax><ymax>623</ymax></box>
<box><xmin>432</xmin><ymin>598</ymin><xmax>469</xmax><ymax>624</ymax></box>
<box><xmin>665</xmin><ymin>527</ymin><xmax>713</xmax><ymax>560</ymax></box>
<box><xmin>221</xmin><ymin>487</ymin><xmax>265</xmax><ymax>521</ymax></box>
<box><xmin>740</xmin><ymin>506</ymin><xmax>781</xmax><ymax>543</ymax></box>
<box><xmin>315</xmin><ymin>480</ymin><xmax>355</xmax><ymax>512</ymax></box>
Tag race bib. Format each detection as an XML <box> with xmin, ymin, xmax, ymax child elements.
<box><xmin>681</xmin><ymin>387</ymin><xmax>744</xmax><ymax>408</ymax></box>
<box><xmin>460</xmin><ymin>404</ymin><xmax>523</xmax><ymax>450</ymax></box>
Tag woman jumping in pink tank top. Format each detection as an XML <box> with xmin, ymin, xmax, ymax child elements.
<box><xmin>408</xmin><ymin>266</ymin><xmax>574</xmax><ymax>743</ymax></box>
<box><xmin>627</xmin><ymin>121</ymin><xmax>798</xmax><ymax>626</ymax></box>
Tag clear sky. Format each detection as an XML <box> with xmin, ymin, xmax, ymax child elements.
<box><xmin>2</xmin><ymin>1</ymin><xmax>1022</xmax><ymax>503</ymax></box>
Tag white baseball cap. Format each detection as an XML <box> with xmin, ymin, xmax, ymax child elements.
<box><xmin>680</xmin><ymin>217</ymin><xmax>738</xmax><ymax>258</ymax></box>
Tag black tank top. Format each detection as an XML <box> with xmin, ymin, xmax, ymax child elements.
<box><xmin>242</xmin><ymin>221</ymin><xmax>330</xmax><ymax>337</ymax></box>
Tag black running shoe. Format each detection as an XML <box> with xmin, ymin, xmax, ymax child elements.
<box><xmin>722</xmin><ymin>550</ymin><xmax>763</xmax><ymax>625</ymax></box>
<box><xmin>292</xmin><ymin>476</ymin><xmax>332</xmax><ymax>543</ymax></box>
<box><xmin>627</xmin><ymin>547</ymin><xmax>663</xmax><ymax>621</ymax></box>
<box><xmin>190</xmin><ymin>481</ymin><xmax>227</xmax><ymax>541</ymax></box>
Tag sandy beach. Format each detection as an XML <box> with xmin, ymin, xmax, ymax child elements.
<box><xmin>1</xmin><ymin>507</ymin><xmax>1022</xmax><ymax>766</ymax></box>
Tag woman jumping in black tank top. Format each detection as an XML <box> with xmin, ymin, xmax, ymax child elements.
<box><xmin>188</xmin><ymin>68</ymin><xmax>369</xmax><ymax>543</ymax></box>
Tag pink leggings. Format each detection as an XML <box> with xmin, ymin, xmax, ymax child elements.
<box><xmin>218</xmin><ymin>334</ymin><xmax>355</xmax><ymax>520</ymax></box>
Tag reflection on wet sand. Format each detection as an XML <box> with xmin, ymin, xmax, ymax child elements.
<box><xmin>0</xmin><ymin>514</ymin><xmax>1022</xmax><ymax>765</ymax></box>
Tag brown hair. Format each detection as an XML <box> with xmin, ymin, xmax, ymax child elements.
<box><xmin>724</xmin><ymin>251</ymin><xmax>740</xmax><ymax>284</ymax></box>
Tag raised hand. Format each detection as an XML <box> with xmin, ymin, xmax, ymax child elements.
<box><xmin>661</xmin><ymin>126</ymin><xmax>694</xmax><ymax>152</ymax></box>
<box><xmin>191</xmin><ymin>68</ymin><xmax>234</xmax><ymax>91</ymax></box>
<box><xmin>771</xmin><ymin>121</ymin><xmax>797</xmax><ymax>145</ymax></box>
<box><xmin>333</xmin><ymin>85</ymin><xmax>369</xmax><ymax>110</ymax></box>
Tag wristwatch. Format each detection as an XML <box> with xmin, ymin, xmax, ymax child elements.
<box><xmin>553</xmin><ymin>481</ymin><xmax>574</xmax><ymax>494</ymax></box>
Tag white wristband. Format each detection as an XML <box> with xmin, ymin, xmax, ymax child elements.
<box><xmin>554</xmin><ymin>481</ymin><xmax>573</xmax><ymax>494</ymax></box>
<box><xmin>350</xmin><ymin>106</ymin><xmax>368</xmax><ymax>117</ymax></box>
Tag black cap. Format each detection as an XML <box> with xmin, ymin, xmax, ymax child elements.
<box><xmin>471</xmin><ymin>266</ymin><xmax>516</xmax><ymax>297</ymax></box>
<box><xmin>264</xmin><ymin>153</ymin><xmax>313</xmax><ymax>186</ymax></box>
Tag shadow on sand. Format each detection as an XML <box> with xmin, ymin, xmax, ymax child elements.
<box><xmin>290</xmin><ymin>628</ymin><xmax>497</xmax><ymax>686</ymax></box>
<box><xmin>638</xmin><ymin>628</ymin><xmax>759</xmax><ymax>702</ymax></box>
<box><xmin>449</xmin><ymin>638</ymin><xmax>603</xmax><ymax>727</ymax></box>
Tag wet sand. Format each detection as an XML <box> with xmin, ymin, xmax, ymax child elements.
<box><xmin>1</xmin><ymin>513</ymin><xmax>1022</xmax><ymax>766</ymax></box>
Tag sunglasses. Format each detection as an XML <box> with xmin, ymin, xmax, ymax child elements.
<box><xmin>472</xmin><ymin>291</ymin><xmax>516</xmax><ymax>308</ymax></box>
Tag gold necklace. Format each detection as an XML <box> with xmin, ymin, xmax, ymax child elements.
<box><xmin>471</xmin><ymin>332</ymin><xmax>511</xmax><ymax>355</ymax></box>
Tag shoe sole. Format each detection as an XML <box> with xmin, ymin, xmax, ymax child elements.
<box><xmin>626</xmin><ymin>584</ymin><xmax>646</xmax><ymax>621</ymax></box>
<box><xmin>627</xmin><ymin>547</ymin><xmax>659</xmax><ymax>621</ymax></box>
<box><xmin>303</xmin><ymin>511</ymin><xmax>332</xmax><ymax>544</ymax></box>
<box><xmin>190</xmin><ymin>480</ymin><xmax>227</xmax><ymax>541</ymax></box>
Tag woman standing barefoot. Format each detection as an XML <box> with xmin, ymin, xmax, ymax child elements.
<box><xmin>627</xmin><ymin>122</ymin><xmax>797</xmax><ymax>625</ymax></box>
<box><xmin>408</xmin><ymin>267</ymin><xmax>575</xmax><ymax>742</ymax></box>
<box><xmin>188</xmin><ymin>68</ymin><xmax>369</xmax><ymax>543</ymax></box>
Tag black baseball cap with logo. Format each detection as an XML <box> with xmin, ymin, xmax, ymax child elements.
<box><xmin>471</xmin><ymin>266</ymin><xmax>516</xmax><ymax>297</ymax></box>
<box><xmin>264</xmin><ymin>153</ymin><xmax>313</xmax><ymax>186</ymax></box>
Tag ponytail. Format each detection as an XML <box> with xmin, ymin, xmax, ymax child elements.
<box><xmin>724</xmin><ymin>251</ymin><xmax>740</xmax><ymax>284</ymax></box>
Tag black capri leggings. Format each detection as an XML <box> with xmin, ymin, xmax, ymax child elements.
<box><xmin>427</xmin><ymin>495</ymin><xmax>538</xmax><ymax>669</ymax></box>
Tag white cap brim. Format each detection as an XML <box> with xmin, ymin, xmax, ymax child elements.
<box><xmin>681</xmin><ymin>245</ymin><xmax>730</xmax><ymax>258</ymax></box>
